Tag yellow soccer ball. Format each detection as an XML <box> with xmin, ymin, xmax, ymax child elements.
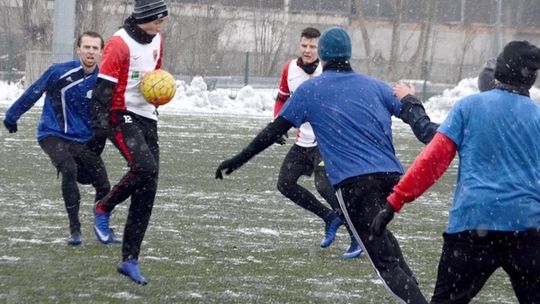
<box><xmin>139</xmin><ymin>69</ymin><xmax>177</xmax><ymax>106</ymax></box>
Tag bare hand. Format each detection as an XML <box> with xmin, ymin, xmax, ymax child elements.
<box><xmin>393</xmin><ymin>83</ymin><xmax>416</xmax><ymax>100</ymax></box>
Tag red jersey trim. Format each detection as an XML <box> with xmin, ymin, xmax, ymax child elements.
<box><xmin>100</xmin><ymin>36</ymin><xmax>130</xmax><ymax>112</ymax></box>
<box><xmin>274</xmin><ymin>59</ymin><xmax>292</xmax><ymax>118</ymax></box>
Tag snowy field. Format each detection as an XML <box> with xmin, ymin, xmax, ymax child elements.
<box><xmin>0</xmin><ymin>77</ymin><xmax>532</xmax><ymax>303</ymax></box>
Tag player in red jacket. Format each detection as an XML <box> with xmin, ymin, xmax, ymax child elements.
<box><xmin>274</xmin><ymin>27</ymin><xmax>361</xmax><ymax>258</ymax></box>
<box><xmin>90</xmin><ymin>0</ymin><xmax>168</xmax><ymax>285</ymax></box>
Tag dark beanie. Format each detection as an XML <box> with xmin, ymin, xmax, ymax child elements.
<box><xmin>318</xmin><ymin>27</ymin><xmax>352</xmax><ymax>62</ymax></box>
<box><xmin>494</xmin><ymin>40</ymin><xmax>540</xmax><ymax>89</ymax></box>
<box><xmin>132</xmin><ymin>0</ymin><xmax>168</xmax><ymax>24</ymax></box>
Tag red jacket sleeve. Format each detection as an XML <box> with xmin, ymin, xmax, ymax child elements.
<box><xmin>273</xmin><ymin>60</ymin><xmax>291</xmax><ymax>118</ymax></box>
<box><xmin>99</xmin><ymin>36</ymin><xmax>130</xmax><ymax>83</ymax></box>
<box><xmin>155</xmin><ymin>33</ymin><xmax>163</xmax><ymax>70</ymax></box>
<box><xmin>387</xmin><ymin>132</ymin><xmax>457</xmax><ymax>212</ymax></box>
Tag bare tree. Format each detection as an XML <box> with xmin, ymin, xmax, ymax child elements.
<box><xmin>251</xmin><ymin>7</ymin><xmax>286</xmax><ymax>77</ymax></box>
<box><xmin>165</xmin><ymin>6</ymin><xmax>230</xmax><ymax>77</ymax></box>
<box><xmin>455</xmin><ymin>26</ymin><xmax>477</xmax><ymax>83</ymax></box>
<box><xmin>16</xmin><ymin>0</ymin><xmax>52</xmax><ymax>50</ymax></box>
<box><xmin>161</xmin><ymin>10</ymin><xmax>183</xmax><ymax>74</ymax></box>
<box><xmin>406</xmin><ymin>0</ymin><xmax>436</xmax><ymax>79</ymax></box>
<box><xmin>75</xmin><ymin>0</ymin><xmax>109</xmax><ymax>37</ymax></box>
<box><xmin>388</xmin><ymin>0</ymin><xmax>403</xmax><ymax>79</ymax></box>
<box><xmin>0</xmin><ymin>2</ymin><xmax>17</xmax><ymax>76</ymax></box>
<box><xmin>349</xmin><ymin>0</ymin><xmax>373</xmax><ymax>74</ymax></box>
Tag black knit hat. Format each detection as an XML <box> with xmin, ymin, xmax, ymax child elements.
<box><xmin>132</xmin><ymin>0</ymin><xmax>168</xmax><ymax>24</ymax></box>
<box><xmin>494</xmin><ymin>40</ymin><xmax>540</xmax><ymax>89</ymax></box>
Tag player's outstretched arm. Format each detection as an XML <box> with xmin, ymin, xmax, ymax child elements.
<box><xmin>4</xmin><ymin>66</ymin><xmax>56</xmax><ymax>134</ymax></box>
<box><xmin>394</xmin><ymin>83</ymin><xmax>439</xmax><ymax>144</ymax></box>
<box><xmin>215</xmin><ymin>116</ymin><xmax>293</xmax><ymax>179</ymax></box>
<box><xmin>370</xmin><ymin>132</ymin><xmax>456</xmax><ymax>239</ymax></box>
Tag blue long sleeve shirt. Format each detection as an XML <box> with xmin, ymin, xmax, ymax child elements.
<box><xmin>5</xmin><ymin>60</ymin><xmax>99</xmax><ymax>143</ymax></box>
<box><xmin>279</xmin><ymin>70</ymin><xmax>404</xmax><ymax>186</ymax></box>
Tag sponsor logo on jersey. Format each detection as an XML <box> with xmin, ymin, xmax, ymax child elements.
<box><xmin>131</xmin><ymin>71</ymin><xmax>141</xmax><ymax>80</ymax></box>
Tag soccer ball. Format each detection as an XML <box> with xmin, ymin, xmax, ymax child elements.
<box><xmin>139</xmin><ymin>69</ymin><xmax>177</xmax><ymax>106</ymax></box>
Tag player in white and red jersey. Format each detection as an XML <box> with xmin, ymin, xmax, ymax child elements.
<box><xmin>89</xmin><ymin>0</ymin><xmax>168</xmax><ymax>285</ymax></box>
<box><xmin>273</xmin><ymin>27</ymin><xmax>361</xmax><ymax>259</ymax></box>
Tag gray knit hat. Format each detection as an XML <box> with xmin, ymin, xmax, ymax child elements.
<box><xmin>132</xmin><ymin>0</ymin><xmax>168</xmax><ymax>24</ymax></box>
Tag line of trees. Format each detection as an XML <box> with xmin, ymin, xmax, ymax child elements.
<box><xmin>1</xmin><ymin>0</ymin><xmax>540</xmax><ymax>84</ymax></box>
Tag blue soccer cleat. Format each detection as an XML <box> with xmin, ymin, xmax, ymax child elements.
<box><xmin>109</xmin><ymin>228</ymin><xmax>122</xmax><ymax>244</ymax></box>
<box><xmin>117</xmin><ymin>259</ymin><xmax>148</xmax><ymax>285</ymax></box>
<box><xmin>94</xmin><ymin>204</ymin><xmax>112</xmax><ymax>244</ymax></box>
<box><xmin>320</xmin><ymin>215</ymin><xmax>342</xmax><ymax>248</ymax></box>
<box><xmin>67</xmin><ymin>231</ymin><xmax>82</xmax><ymax>246</ymax></box>
<box><xmin>342</xmin><ymin>237</ymin><xmax>363</xmax><ymax>259</ymax></box>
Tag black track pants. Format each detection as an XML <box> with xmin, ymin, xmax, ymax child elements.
<box><xmin>336</xmin><ymin>173</ymin><xmax>428</xmax><ymax>304</ymax></box>
<box><xmin>277</xmin><ymin>145</ymin><xmax>338</xmax><ymax>219</ymax></box>
<box><xmin>102</xmin><ymin>111</ymin><xmax>159</xmax><ymax>261</ymax></box>
<box><xmin>39</xmin><ymin>136</ymin><xmax>110</xmax><ymax>234</ymax></box>
<box><xmin>431</xmin><ymin>229</ymin><xmax>540</xmax><ymax>304</ymax></box>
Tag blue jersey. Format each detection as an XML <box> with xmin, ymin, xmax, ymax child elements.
<box><xmin>439</xmin><ymin>88</ymin><xmax>540</xmax><ymax>233</ymax></box>
<box><xmin>5</xmin><ymin>60</ymin><xmax>98</xmax><ymax>143</ymax></box>
<box><xmin>279</xmin><ymin>70</ymin><xmax>403</xmax><ymax>185</ymax></box>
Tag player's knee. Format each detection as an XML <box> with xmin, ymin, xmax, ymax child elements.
<box><xmin>58</xmin><ymin>160</ymin><xmax>77</xmax><ymax>179</ymax></box>
<box><xmin>96</xmin><ymin>180</ymin><xmax>111</xmax><ymax>195</ymax></box>
<box><xmin>131</xmin><ymin>165</ymin><xmax>158</xmax><ymax>185</ymax></box>
<box><xmin>277</xmin><ymin>178</ymin><xmax>295</xmax><ymax>195</ymax></box>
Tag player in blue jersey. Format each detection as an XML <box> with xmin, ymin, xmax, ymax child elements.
<box><xmin>372</xmin><ymin>40</ymin><xmax>540</xmax><ymax>304</ymax></box>
<box><xmin>216</xmin><ymin>27</ymin><xmax>435</xmax><ymax>303</ymax></box>
<box><xmin>3</xmin><ymin>31</ymin><xmax>115</xmax><ymax>246</ymax></box>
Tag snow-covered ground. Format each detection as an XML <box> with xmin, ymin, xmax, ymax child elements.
<box><xmin>0</xmin><ymin>75</ymin><xmax>527</xmax><ymax>303</ymax></box>
<box><xmin>2</xmin><ymin>76</ymin><xmax>540</xmax><ymax>122</ymax></box>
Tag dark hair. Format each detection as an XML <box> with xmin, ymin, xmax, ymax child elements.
<box><xmin>77</xmin><ymin>31</ymin><xmax>105</xmax><ymax>49</ymax></box>
<box><xmin>301</xmin><ymin>27</ymin><xmax>320</xmax><ymax>39</ymax></box>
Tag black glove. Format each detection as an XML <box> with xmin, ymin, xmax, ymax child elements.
<box><xmin>3</xmin><ymin>119</ymin><xmax>17</xmax><ymax>133</ymax></box>
<box><xmin>370</xmin><ymin>202</ymin><xmax>395</xmax><ymax>238</ymax></box>
<box><xmin>86</xmin><ymin>128</ymin><xmax>108</xmax><ymax>155</ymax></box>
<box><xmin>215</xmin><ymin>153</ymin><xmax>248</xmax><ymax>179</ymax></box>
<box><xmin>275</xmin><ymin>132</ymin><xmax>288</xmax><ymax>145</ymax></box>
<box><xmin>399</xmin><ymin>95</ymin><xmax>424</xmax><ymax>125</ymax></box>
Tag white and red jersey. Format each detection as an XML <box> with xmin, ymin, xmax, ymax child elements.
<box><xmin>98</xmin><ymin>28</ymin><xmax>163</xmax><ymax>121</ymax></box>
<box><xmin>274</xmin><ymin>58</ymin><xmax>322</xmax><ymax>147</ymax></box>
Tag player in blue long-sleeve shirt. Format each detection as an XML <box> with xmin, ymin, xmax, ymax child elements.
<box><xmin>3</xmin><ymin>31</ymin><xmax>117</xmax><ymax>246</ymax></box>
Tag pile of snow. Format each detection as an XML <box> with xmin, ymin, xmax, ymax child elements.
<box><xmin>0</xmin><ymin>77</ymin><xmax>277</xmax><ymax>117</ymax></box>
<box><xmin>424</xmin><ymin>78</ymin><xmax>479</xmax><ymax>122</ymax></box>
<box><xmin>159</xmin><ymin>76</ymin><xmax>275</xmax><ymax>116</ymax></box>
<box><xmin>2</xmin><ymin>76</ymin><xmax>540</xmax><ymax>121</ymax></box>
<box><xmin>424</xmin><ymin>77</ymin><xmax>540</xmax><ymax>122</ymax></box>
<box><xmin>0</xmin><ymin>80</ymin><xmax>25</xmax><ymax>105</ymax></box>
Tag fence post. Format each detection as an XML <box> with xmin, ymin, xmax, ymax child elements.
<box><xmin>244</xmin><ymin>51</ymin><xmax>250</xmax><ymax>86</ymax></box>
<box><xmin>7</xmin><ymin>37</ymin><xmax>14</xmax><ymax>84</ymax></box>
<box><xmin>421</xmin><ymin>60</ymin><xmax>428</xmax><ymax>101</ymax></box>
